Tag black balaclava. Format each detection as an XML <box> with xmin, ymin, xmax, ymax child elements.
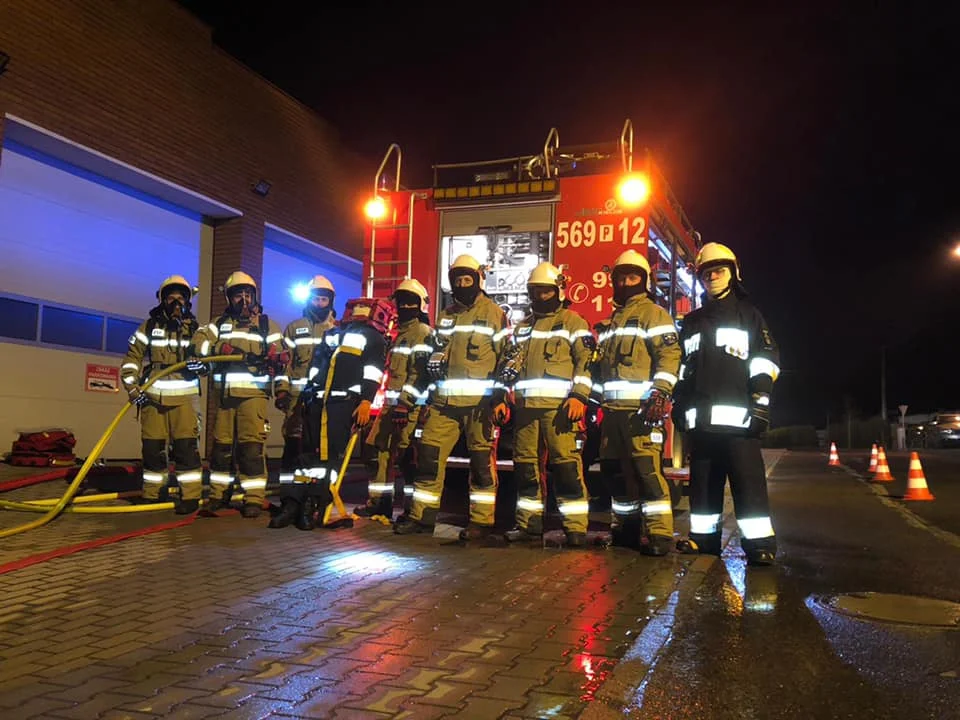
<box><xmin>306</xmin><ymin>289</ymin><xmax>335</xmax><ymax>323</ymax></box>
<box><xmin>394</xmin><ymin>290</ymin><xmax>422</xmax><ymax>323</ymax></box>
<box><xmin>450</xmin><ymin>268</ymin><xmax>481</xmax><ymax>306</ymax></box>
<box><xmin>529</xmin><ymin>285</ymin><xmax>561</xmax><ymax>316</ymax></box>
<box><xmin>612</xmin><ymin>267</ymin><xmax>647</xmax><ymax>306</ymax></box>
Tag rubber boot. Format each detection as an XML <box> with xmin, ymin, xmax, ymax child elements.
<box><xmin>354</xmin><ymin>495</ymin><xmax>393</xmax><ymax>519</ymax></box>
<box><xmin>393</xmin><ymin>515</ymin><xmax>433</xmax><ymax>535</ymax></box>
<box><xmin>505</xmin><ymin>526</ymin><xmax>540</xmax><ymax>543</ymax></box>
<box><xmin>175</xmin><ymin>499</ymin><xmax>200</xmax><ymax>516</ymax></box>
<box><xmin>268</xmin><ymin>497</ymin><xmax>299</xmax><ymax>529</ymax></box>
<box><xmin>295</xmin><ymin>497</ymin><xmax>317</xmax><ymax>531</ymax></box>
<box><xmin>640</xmin><ymin>534</ymin><xmax>673</xmax><ymax>557</ymax></box>
<box><xmin>565</xmin><ymin>531</ymin><xmax>588</xmax><ymax>548</ymax></box>
<box><xmin>241</xmin><ymin>503</ymin><xmax>262</xmax><ymax>519</ymax></box>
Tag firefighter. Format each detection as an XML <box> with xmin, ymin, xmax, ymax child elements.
<box><xmin>596</xmin><ymin>250</ymin><xmax>682</xmax><ymax>556</ymax></box>
<box><xmin>672</xmin><ymin>242</ymin><xmax>780</xmax><ymax>566</ymax></box>
<box><xmin>270</xmin><ymin>297</ymin><xmax>391</xmax><ymax>530</ymax></box>
<box><xmin>276</xmin><ymin>275</ymin><xmax>337</xmax><ymax>488</ymax></box>
<box><xmin>121</xmin><ymin>276</ymin><xmax>203</xmax><ymax>514</ymax></box>
<box><xmin>495</xmin><ymin>262</ymin><xmax>594</xmax><ymax>547</ymax></box>
<box><xmin>395</xmin><ymin>254</ymin><xmax>510</xmax><ymax>542</ymax></box>
<box><xmin>190</xmin><ymin>272</ymin><xmax>287</xmax><ymax>518</ymax></box>
<box><xmin>357</xmin><ymin>279</ymin><xmax>433</xmax><ymax>520</ymax></box>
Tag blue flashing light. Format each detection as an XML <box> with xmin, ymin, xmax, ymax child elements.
<box><xmin>291</xmin><ymin>283</ymin><xmax>312</xmax><ymax>304</ymax></box>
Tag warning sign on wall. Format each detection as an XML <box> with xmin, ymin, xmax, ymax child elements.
<box><xmin>85</xmin><ymin>363</ymin><xmax>120</xmax><ymax>393</ymax></box>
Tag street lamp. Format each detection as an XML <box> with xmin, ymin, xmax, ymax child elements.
<box><xmin>953</xmin><ymin>242</ymin><xmax>960</xmax><ymax>259</ymax></box>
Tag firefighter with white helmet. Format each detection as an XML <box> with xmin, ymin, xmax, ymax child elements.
<box><xmin>121</xmin><ymin>275</ymin><xmax>203</xmax><ymax>513</ymax></box>
<box><xmin>357</xmin><ymin>278</ymin><xmax>434</xmax><ymax>519</ymax></box>
<box><xmin>672</xmin><ymin>242</ymin><xmax>780</xmax><ymax>565</ymax></box>
<box><xmin>494</xmin><ymin>262</ymin><xmax>595</xmax><ymax>546</ymax></box>
<box><xmin>190</xmin><ymin>271</ymin><xmax>288</xmax><ymax>518</ymax></box>
<box><xmin>595</xmin><ymin>249</ymin><xmax>682</xmax><ymax>555</ymax></box>
<box><xmin>275</xmin><ymin>274</ymin><xmax>338</xmax><ymax>486</ymax></box>
<box><xmin>396</xmin><ymin>254</ymin><xmax>511</xmax><ymax>542</ymax></box>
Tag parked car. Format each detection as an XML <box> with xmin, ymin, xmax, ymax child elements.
<box><xmin>922</xmin><ymin>412</ymin><xmax>960</xmax><ymax>448</ymax></box>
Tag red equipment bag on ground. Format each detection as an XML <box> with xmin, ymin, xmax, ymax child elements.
<box><xmin>8</xmin><ymin>429</ymin><xmax>77</xmax><ymax>467</ymax></box>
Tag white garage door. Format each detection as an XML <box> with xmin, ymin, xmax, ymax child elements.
<box><xmin>0</xmin><ymin>143</ymin><xmax>203</xmax><ymax>458</ymax></box>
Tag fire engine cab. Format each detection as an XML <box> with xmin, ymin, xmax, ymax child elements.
<box><xmin>360</xmin><ymin>119</ymin><xmax>702</xmax><ymax>479</ymax></box>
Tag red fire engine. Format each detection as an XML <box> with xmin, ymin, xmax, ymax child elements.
<box><xmin>360</xmin><ymin>119</ymin><xmax>701</xmax><ymax>481</ymax></box>
<box><xmin>361</xmin><ymin>119</ymin><xmax>702</xmax><ymax>329</ymax></box>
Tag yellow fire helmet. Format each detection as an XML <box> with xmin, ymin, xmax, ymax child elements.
<box><xmin>695</xmin><ymin>242</ymin><xmax>741</xmax><ymax>281</ymax></box>
<box><xmin>612</xmin><ymin>249</ymin><xmax>652</xmax><ymax>291</ymax></box>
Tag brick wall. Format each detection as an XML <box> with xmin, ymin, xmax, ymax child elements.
<box><xmin>0</xmin><ymin>0</ymin><xmax>368</xmax><ymax>279</ymax></box>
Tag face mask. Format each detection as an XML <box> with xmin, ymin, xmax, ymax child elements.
<box><xmin>397</xmin><ymin>306</ymin><xmax>420</xmax><ymax>323</ymax></box>
<box><xmin>452</xmin><ymin>284</ymin><xmax>480</xmax><ymax>306</ymax></box>
<box><xmin>531</xmin><ymin>295</ymin><xmax>561</xmax><ymax>315</ymax></box>
<box><xmin>701</xmin><ymin>264</ymin><xmax>733</xmax><ymax>299</ymax></box>
<box><xmin>308</xmin><ymin>305</ymin><xmax>333</xmax><ymax>322</ymax></box>
<box><xmin>613</xmin><ymin>282</ymin><xmax>645</xmax><ymax>306</ymax></box>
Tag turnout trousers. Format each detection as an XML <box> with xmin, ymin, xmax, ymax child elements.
<box><xmin>687</xmin><ymin>432</ymin><xmax>775</xmax><ymax>556</ymax></box>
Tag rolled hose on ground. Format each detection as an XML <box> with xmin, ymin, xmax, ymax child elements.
<box><xmin>0</xmin><ymin>355</ymin><xmax>242</xmax><ymax>539</ymax></box>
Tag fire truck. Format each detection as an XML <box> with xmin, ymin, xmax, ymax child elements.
<box><xmin>360</xmin><ymin>119</ymin><xmax>702</xmax><ymax>488</ymax></box>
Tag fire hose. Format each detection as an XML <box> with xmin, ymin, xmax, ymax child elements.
<box><xmin>0</xmin><ymin>355</ymin><xmax>243</xmax><ymax>539</ymax></box>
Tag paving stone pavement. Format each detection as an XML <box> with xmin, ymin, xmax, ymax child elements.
<box><xmin>0</xmin><ymin>453</ymin><xmax>784</xmax><ymax>718</ymax></box>
<box><xmin>0</xmin><ymin>507</ymin><xmax>712</xmax><ymax>719</ymax></box>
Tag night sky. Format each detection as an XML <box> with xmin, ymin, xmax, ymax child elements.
<box><xmin>180</xmin><ymin>1</ymin><xmax>960</xmax><ymax>426</ymax></box>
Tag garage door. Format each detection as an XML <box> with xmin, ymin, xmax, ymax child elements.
<box><xmin>0</xmin><ymin>143</ymin><xmax>203</xmax><ymax>458</ymax></box>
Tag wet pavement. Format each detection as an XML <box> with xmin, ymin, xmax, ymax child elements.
<box><xmin>1</xmin><ymin>450</ymin><xmax>958</xmax><ymax>719</ymax></box>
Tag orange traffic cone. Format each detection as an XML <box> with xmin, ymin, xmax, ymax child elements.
<box><xmin>871</xmin><ymin>446</ymin><xmax>894</xmax><ymax>482</ymax></box>
<box><xmin>868</xmin><ymin>444</ymin><xmax>878</xmax><ymax>473</ymax></box>
<box><xmin>903</xmin><ymin>452</ymin><xmax>935</xmax><ymax>501</ymax></box>
<box><xmin>828</xmin><ymin>442</ymin><xmax>841</xmax><ymax>467</ymax></box>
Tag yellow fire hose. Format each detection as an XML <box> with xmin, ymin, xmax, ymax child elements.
<box><xmin>0</xmin><ymin>355</ymin><xmax>243</xmax><ymax>539</ymax></box>
<box><xmin>321</xmin><ymin>431</ymin><xmax>360</xmax><ymax>527</ymax></box>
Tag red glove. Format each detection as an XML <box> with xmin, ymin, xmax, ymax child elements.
<box><xmin>641</xmin><ymin>389</ymin><xmax>671</xmax><ymax>426</ymax></box>
<box><xmin>392</xmin><ymin>405</ymin><xmax>410</xmax><ymax>429</ymax></box>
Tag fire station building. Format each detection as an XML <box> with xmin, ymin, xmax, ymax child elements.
<box><xmin>0</xmin><ymin>0</ymin><xmax>366</xmax><ymax>458</ymax></box>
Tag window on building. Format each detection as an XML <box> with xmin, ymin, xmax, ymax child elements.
<box><xmin>105</xmin><ymin>317</ymin><xmax>140</xmax><ymax>354</ymax></box>
<box><xmin>41</xmin><ymin>306</ymin><xmax>104</xmax><ymax>351</ymax></box>
<box><xmin>0</xmin><ymin>296</ymin><xmax>39</xmax><ymax>341</ymax></box>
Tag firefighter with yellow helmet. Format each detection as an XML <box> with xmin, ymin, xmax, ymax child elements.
<box><xmin>672</xmin><ymin>242</ymin><xmax>780</xmax><ymax>565</ymax></box>
<box><xmin>190</xmin><ymin>271</ymin><xmax>287</xmax><ymax>518</ymax></box>
<box><xmin>596</xmin><ymin>249</ymin><xmax>682</xmax><ymax>555</ymax></box>
<box><xmin>396</xmin><ymin>254</ymin><xmax>510</xmax><ymax>542</ymax></box>
<box><xmin>357</xmin><ymin>278</ymin><xmax>433</xmax><ymax>519</ymax></box>
<box><xmin>275</xmin><ymin>275</ymin><xmax>338</xmax><ymax>487</ymax></box>
<box><xmin>121</xmin><ymin>275</ymin><xmax>203</xmax><ymax>513</ymax></box>
<box><xmin>495</xmin><ymin>262</ymin><xmax>594</xmax><ymax>547</ymax></box>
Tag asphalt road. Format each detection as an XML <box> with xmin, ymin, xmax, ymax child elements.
<box><xmin>839</xmin><ymin>448</ymin><xmax>960</xmax><ymax>538</ymax></box>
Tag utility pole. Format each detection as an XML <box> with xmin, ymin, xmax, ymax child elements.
<box><xmin>880</xmin><ymin>345</ymin><xmax>887</xmax><ymax>446</ymax></box>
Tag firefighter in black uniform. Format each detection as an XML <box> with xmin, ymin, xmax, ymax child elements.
<box><xmin>268</xmin><ymin>298</ymin><xmax>392</xmax><ymax>530</ymax></box>
<box><xmin>672</xmin><ymin>243</ymin><xmax>780</xmax><ymax>565</ymax></box>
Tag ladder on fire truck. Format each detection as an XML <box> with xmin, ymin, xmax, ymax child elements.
<box><xmin>365</xmin><ymin>144</ymin><xmax>427</xmax><ymax>297</ymax></box>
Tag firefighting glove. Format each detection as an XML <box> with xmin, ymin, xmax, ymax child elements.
<box><xmin>185</xmin><ymin>359</ymin><xmax>209</xmax><ymax>377</ymax></box>
<box><xmin>392</xmin><ymin>405</ymin><xmax>410</xmax><ymax>429</ymax></box>
<box><xmin>128</xmin><ymin>387</ymin><xmax>149</xmax><ymax>408</ymax></box>
<box><xmin>353</xmin><ymin>399</ymin><xmax>373</xmax><ymax>429</ymax></box>
<box><xmin>426</xmin><ymin>352</ymin><xmax>448</xmax><ymax>381</ymax></box>
<box><xmin>274</xmin><ymin>390</ymin><xmax>292</xmax><ymax>412</ymax></box>
<box><xmin>492</xmin><ymin>402</ymin><xmax>511</xmax><ymax>427</ymax></box>
<box><xmin>640</xmin><ymin>389</ymin><xmax>670</xmax><ymax>427</ymax></box>
<box><xmin>750</xmin><ymin>393</ymin><xmax>770</xmax><ymax>434</ymax></box>
<box><xmin>562</xmin><ymin>396</ymin><xmax>587</xmax><ymax>423</ymax></box>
